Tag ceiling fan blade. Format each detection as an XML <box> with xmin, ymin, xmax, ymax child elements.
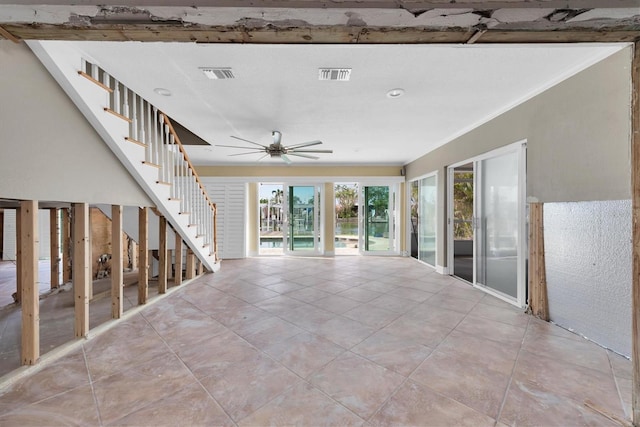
<box><xmin>257</xmin><ymin>154</ymin><xmax>270</xmax><ymax>162</ymax></box>
<box><xmin>287</xmin><ymin>153</ymin><xmax>319</xmax><ymax>160</ymax></box>
<box><xmin>280</xmin><ymin>154</ymin><xmax>292</xmax><ymax>164</ymax></box>
<box><xmin>216</xmin><ymin>144</ymin><xmax>263</xmax><ymax>150</ymax></box>
<box><xmin>289</xmin><ymin>149</ymin><xmax>333</xmax><ymax>154</ymax></box>
<box><xmin>228</xmin><ymin>150</ymin><xmax>266</xmax><ymax>157</ymax></box>
<box><xmin>285</xmin><ymin>140</ymin><xmax>322</xmax><ymax>149</ymax></box>
<box><xmin>230</xmin><ymin>135</ymin><xmax>268</xmax><ymax>148</ymax></box>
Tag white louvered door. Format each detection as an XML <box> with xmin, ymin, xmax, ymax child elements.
<box><xmin>202</xmin><ymin>181</ymin><xmax>247</xmax><ymax>259</ymax></box>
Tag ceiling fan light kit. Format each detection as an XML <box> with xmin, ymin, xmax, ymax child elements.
<box><xmin>217</xmin><ymin>130</ymin><xmax>333</xmax><ymax>164</ymax></box>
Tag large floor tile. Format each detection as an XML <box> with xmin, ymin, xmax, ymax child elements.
<box><xmin>351</xmin><ymin>330</ymin><xmax>433</xmax><ymax>376</ymax></box>
<box><xmin>263</xmin><ymin>331</ymin><xmax>345</xmax><ymax>378</ymax></box>
<box><xmin>514</xmin><ymin>350</ymin><xmax>625</xmax><ymax>419</ymax></box>
<box><xmin>382</xmin><ymin>315</ymin><xmax>452</xmax><ymax>348</ymax></box>
<box><xmin>370</xmin><ymin>380</ymin><xmax>496</xmax><ymax>427</ymax></box>
<box><xmin>500</xmin><ymin>379</ymin><xmax>619</xmax><ymax>427</ymax></box>
<box><xmin>199</xmin><ymin>352</ymin><xmax>300</xmax><ymax>421</ymax></box>
<box><xmin>234</xmin><ymin>316</ymin><xmax>305</xmax><ymax>349</ymax></box>
<box><xmin>342</xmin><ymin>304</ymin><xmax>401</xmax><ymax>329</ymax></box>
<box><xmin>107</xmin><ymin>382</ymin><xmax>234</xmax><ymax>426</ymax></box>
<box><xmin>0</xmin><ymin>385</ymin><xmax>99</xmax><ymax>427</ymax></box>
<box><xmin>309</xmin><ymin>352</ymin><xmax>404</xmax><ymax>419</ymax></box>
<box><xmin>455</xmin><ymin>315</ymin><xmax>526</xmax><ymax>346</ymax></box>
<box><xmin>0</xmin><ymin>349</ymin><xmax>89</xmax><ymax>408</ymax></box>
<box><xmin>468</xmin><ymin>302</ymin><xmax>530</xmax><ymax>328</ymax></box>
<box><xmin>238</xmin><ymin>381</ymin><xmax>364</xmax><ymax>426</ymax></box>
<box><xmin>312</xmin><ymin>316</ymin><xmax>376</xmax><ymax>349</ymax></box>
<box><xmin>92</xmin><ymin>353</ymin><xmax>196</xmax><ymax>425</ymax></box>
<box><xmin>312</xmin><ymin>294</ymin><xmax>362</xmax><ymax>314</ymax></box>
<box><xmin>411</xmin><ymin>349</ymin><xmax>511</xmax><ymax>419</ymax></box>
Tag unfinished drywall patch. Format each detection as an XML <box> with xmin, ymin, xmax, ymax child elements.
<box><xmin>545</xmin><ymin>199</ymin><xmax>631</xmax><ymax>356</ymax></box>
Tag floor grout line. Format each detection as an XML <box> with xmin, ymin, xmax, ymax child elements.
<box><xmin>82</xmin><ymin>345</ymin><xmax>104</xmax><ymax>427</ymax></box>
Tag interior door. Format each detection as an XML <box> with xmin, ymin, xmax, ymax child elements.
<box><xmin>283</xmin><ymin>185</ymin><xmax>320</xmax><ymax>254</ymax></box>
<box><xmin>359</xmin><ymin>185</ymin><xmax>396</xmax><ymax>254</ymax></box>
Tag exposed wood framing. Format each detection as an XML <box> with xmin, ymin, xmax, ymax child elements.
<box><xmin>1</xmin><ymin>24</ymin><xmax>638</xmax><ymax>44</ymax></box>
<box><xmin>49</xmin><ymin>208</ymin><xmax>60</xmax><ymax>289</ymax></box>
<box><xmin>631</xmin><ymin>39</ymin><xmax>640</xmax><ymax>427</ymax></box>
<box><xmin>167</xmin><ymin>249</ymin><xmax>173</xmax><ymax>280</ymax></box>
<box><xmin>197</xmin><ymin>259</ymin><xmax>204</xmax><ymax>276</ymax></box>
<box><xmin>20</xmin><ymin>200</ymin><xmax>39</xmax><ymax>365</ymax></box>
<box><xmin>130</xmin><ymin>240</ymin><xmax>137</xmax><ymax>270</ymax></box>
<box><xmin>186</xmin><ymin>248</ymin><xmax>195</xmax><ymax>280</ymax></box>
<box><xmin>138</xmin><ymin>207</ymin><xmax>148</xmax><ymax>305</ymax></box>
<box><xmin>175</xmin><ymin>236</ymin><xmax>183</xmax><ymax>286</ymax></box>
<box><xmin>111</xmin><ymin>205</ymin><xmax>123</xmax><ymax>319</ymax></box>
<box><xmin>528</xmin><ymin>202</ymin><xmax>549</xmax><ymax>321</ymax></box>
<box><xmin>15</xmin><ymin>206</ymin><xmax>21</xmax><ymax>304</ymax></box>
<box><xmin>72</xmin><ymin>203</ymin><xmax>90</xmax><ymax>338</ymax></box>
<box><xmin>0</xmin><ymin>25</ymin><xmax>19</xmax><ymax>43</ymax></box>
<box><xmin>158</xmin><ymin>216</ymin><xmax>167</xmax><ymax>294</ymax></box>
<box><xmin>62</xmin><ymin>208</ymin><xmax>72</xmax><ymax>284</ymax></box>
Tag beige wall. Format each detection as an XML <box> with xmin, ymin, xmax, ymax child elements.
<box><xmin>0</xmin><ymin>41</ymin><xmax>152</xmax><ymax>206</ymax></box>
<box><xmin>406</xmin><ymin>46</ymin><xmax>632</xmax><ymax>202</ymax></box>
<box><xmin>405</xmin><ymin>46</ymin><xmax>632</xmax><ymax>268</ymax></box>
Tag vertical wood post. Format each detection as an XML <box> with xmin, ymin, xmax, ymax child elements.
<box><xmin>197</xmin><ymin>259</ymin><xmax>204</xmax><ymax>275</ymax></box>
<box><xmin>174</xmin><ymin>235</ymin><xmax>183</xmax><ymax>286</ymax></box>
<box><xmin>167</xmin><ymin>249</ymin><xmax>173</xmax><ymax>280</ymax></box>
<box><xmin>62</xmin><ymin>208</ymin><xmax>72</xmax><ymax>284</ymax></box>
<box><xmin>158</xmin><ymin>216</ymin><xmax>167</xmax><ymax>294</ymax></box>
<box><xmin>20</xmin><ymin>200</ymin><xmax>39</xmax><ymax>365</ymax></box>
<box><xmin>138</xmin><ymin>207</ymin><xmax>148</xmax><ymax>305</ymax></box>
<box><xmin>15</xmin><ymin>207</ymin><xmax>21</xmax><ymax>304</ymax></box>
<box><xmin>130</xmin><ymin>240</ymin><xmax>137</xmax><ymax>270</ymax></box>
<box><xmin>72</xmin><ymin>203</ymin><xmax>90</xmax><ymax>338</ymax></box>
<box><xmin>49</xmin><ymin>209</ymin><xmax>60</xmax><ymax>289</ymax></box>
<box><xmin>631</xmin><ymin>40</ymin><xmax>640</xmax><ymax>426</ymax></box>
<box><xmin>186</xmin><ymin>248</ymin><xmax>195</xmax><ymax>280</ymax></box>
<box><xmin>528</xmin><ymin>202</ymin><xmax>548</xmax><ymax>321</ymax></box>
<box><xmin>111</xmin><ymin>205</ymin><xmax>123</xmax><ymax>319</ymax></box>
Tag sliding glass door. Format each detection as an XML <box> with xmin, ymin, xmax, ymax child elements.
<box><xmin>283</xmin><ymin>184</ymin><xmax>321</xmax><ymax>254</ymax></box>
<box><xmin>447</xmin><ymin>142</ymin><xmax>526</xmax><ymax>306</ymax></box>
<box><xmin>360</xmin><ymin>185</ymin><xmax>397</xmax><ymax>254</ymax></box>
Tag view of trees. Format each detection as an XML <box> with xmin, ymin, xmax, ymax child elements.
<box><xmin>335</xmin><ymin>184</ymin><xmax>358</xmax><ymax>218</ymax></box>
<box><xmin>454</xmin><ymin>172</ymin><xmax>474</xmax><ymax>239</ymax></box>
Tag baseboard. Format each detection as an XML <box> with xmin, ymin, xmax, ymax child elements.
<box><xmin>324</xmin><ymin>251</ymin><xmax>335</xmax><ymax>257</ymax></box>
<box><xmin>436</xmin><ymin>265</ymin><xmax>450</xmax><ymax>275</ymax></box>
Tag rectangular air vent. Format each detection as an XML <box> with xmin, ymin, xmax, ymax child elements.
<box><xmin>201</xmin><ymin>67</ymin><xmax>235</xmax><ymax>80</ymax></box>
<box><xmin>319</xmin><ymin>68</ymin><xmax>351</xmax><ymax>81</ymax></box>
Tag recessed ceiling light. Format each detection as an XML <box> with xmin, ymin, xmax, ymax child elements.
<box><xmin>387</xmin><ymin>88</ymin><xmax>405</xmax><ymax>98</ymax></box>
<box><xmin>154</xmin><ymin>87</ymin><xmax>172</xmax><ymax>96</ymax></box>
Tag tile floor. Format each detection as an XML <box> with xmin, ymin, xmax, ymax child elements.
<box><xmin>0</xmin><ymin>256</ymin><xmax>632</xmax><ymax>426</ymax></box>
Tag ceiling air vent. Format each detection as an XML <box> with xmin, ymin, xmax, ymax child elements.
<box><xmin>201</xmin><ymin>67</ymin><xmax>235</xmax><ymax>80</ymax></box>
<box><xmin>319</xmin><ymin>68</ymin><xmax>351</xmax><ymax>81</ymax></box>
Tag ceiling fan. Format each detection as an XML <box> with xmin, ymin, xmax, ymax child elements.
<box><xmin>216</xmin><ymin>131</ymin><xmax>332</xmax><ymax>164</ymax></box>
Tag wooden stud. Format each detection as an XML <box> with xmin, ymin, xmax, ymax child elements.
<box><xmin>0</xmin><ymin>25</ymin><xmax>20</xmax><ymax>43</ymax></box>
<box><xmin>72</xmin><ymin>203</ymin><xmax>90</xmax><ymax>338</ymax></box>
<box><xmin>174</xmin><ymin>236</ymin><xmax>183</xmax><ymax>286</ymax></box>
<box><xmin>49</xmin><ymin>208</ymin><xmax>60</xmax><ymax>289</ymax></box>
<box><xmin>197</xmin><ymin>259</ymin><xmax>204</xmax><ymax>276</ymax></box>
<box><xmin>111</xmin><ymin>205</ymin><xmax>123</xmax><ymax>319</ymax></box>
<box><xmin>130</xmin><ymin>240</ymin><xmax>137</xmax><ymax>270</ymax></box>
<box><xmin>167</xmin><ymin>249</ymin><xmax>173</xmax><ymax>280</ymax></box>
<box><xmin>631</xmin><ymin>40</ymin><xmax>640</xmax><ymax>427</ymax></box>
<box><xmin>186</xmin><ymin>248</ymin><xmax>195</xmax><ymax>280</ymax></box>
<box><xmin>528</xmin><ymin>202</ymin><xmax>549</xmax><ymax>321</ymax></box>
<box><xmin>62</xmin><ymin>208</ymin><xmax>72</xmax><ymax>284</ymax></box>
<box><xmin>15</xmin><ymin>207</ymin><xmax>21</xmax><ymax>304</ymax></box>
<box><xmin>158</xmin><ymin>216</ymin><xmax>167</xmax><ymax>294</ymax></box>
<box><xmin>138</xmin><ymin>207</ymin><xmax>148</xmax><ymax>305</ymax></box>
<box><xmin>20</xmin><ymin>200</ymin><xmax>39</xmax><ymax>365</ymax></box>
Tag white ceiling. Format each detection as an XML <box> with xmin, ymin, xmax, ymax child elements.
<box><xmin>62</xmin><ymin>41</ymin><xmax>625</xmax><ymax>166</ymax></box>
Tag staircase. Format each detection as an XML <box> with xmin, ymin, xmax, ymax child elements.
<box><xmin>29</xmin><ymin>42</ymin><xmax>219</xmax><ymax>272</ymax></box>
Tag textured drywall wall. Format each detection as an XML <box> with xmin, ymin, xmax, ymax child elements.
<box><xmin>0</xmin><ymin>40</ymin><xmax>152</xmax><ymax>206</ymax></box>
<box><xmin>545</xmin><ymin>200</ymin><xmax>631</xmax><ymax>356</ymax></box>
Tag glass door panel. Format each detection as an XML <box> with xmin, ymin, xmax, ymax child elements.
<box><xmin>285</xmin><ymin>185</ymin><xmax>318</xmax><ymax>253</ymax></box>
<box><xmin>418</xmin><ymin>175</ymin><xmax>437</xmax><ymax>266</ymax></box>
<box><xmin>361</xmin><ymin>186</ymin><xmax>392</xmax><ymax>253</ymax></box>
<box><xmin>476</xmin><ymin>151</ymin><xmax>519</xmax><ymax>299</ymax></box>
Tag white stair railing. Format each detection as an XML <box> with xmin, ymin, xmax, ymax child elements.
<box><xmin>78</xmin><ymin>59</ymin><xmax>218</xmax><ymax>265</ymax></box>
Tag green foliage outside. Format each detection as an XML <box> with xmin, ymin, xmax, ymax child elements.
<box><xmin>335</xmin><ymin>184</ymin><xmax>358</xmax><ymax>218</ymax></box>
<box><xmin>454</xmin><ymin>172</ymin><xmax>474</xmax><ymax>240</ymax></box>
